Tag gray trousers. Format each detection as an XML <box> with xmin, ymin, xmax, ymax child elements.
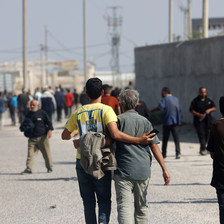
<box><xmin>114</xmin><ymin>174</ymin><xmax>150</xmax><ymax>224</ymax></box>
<box><xmin>26</xmin><ymin>135</ymin><xmax>53</xmax><ymax>172</ymax></box>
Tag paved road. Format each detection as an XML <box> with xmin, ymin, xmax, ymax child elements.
<box><xmin>0</xmin><ymin>117</ymin><xmax>219</xmax><ymax>224</ymax></box>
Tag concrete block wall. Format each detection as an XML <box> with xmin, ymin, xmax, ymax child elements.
<box><xmin>135</xmin><ymin>36</ymin><xmax>224</xmax><ymax>123</ymax></box>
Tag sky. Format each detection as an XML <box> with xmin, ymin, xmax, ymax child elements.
<box><xmin>0</xmin><ymin>0</ymin><xmax>224</xmax><ymax>73</ymax></box>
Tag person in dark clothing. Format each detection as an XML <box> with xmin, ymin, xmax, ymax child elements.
<box><xmin>17</xmin><ymin>89</ymin><xmax>29</xmax><ymax>124</ymax></box>
<box><xmin>79</xmin><ymin>88</ymin><xmax>90</xmax><ymax>106</ymax></box>
<box><xmin>207</xmin><ymin>96</ymin><xmax>224</xmax><ymax>224</ymax></box>
<box><xmin>40</xmin><ymin>88</ymin><xmax>56</xmax><ymax>122</ymax></box>
<box><xmin>54</xmin><ymin>88</ymin><xmax>65</xmax><ymax>122</ymax></box>
<box><xmin>135</xmin><ymin>100</ymin><xmax>150</xmax><ymax>120</ymax></box>
<box><xmin>73</xmin><ymin>88</ymin><xmax>79</xmax><ymax>110</ymax></box>
<box><xmin>20</xmin><ymin>99</ymin><xmax>53</xmax><ymax>174</ymax></box>
<box><xmin>8</xmin><ymin>93</ymin><xmax>17</xmax><ymax>126</ymax></box>
<box><xmin>190</xmin><ymin>87</ymin><xmax>216</xmax><ymax>155</ymax></box>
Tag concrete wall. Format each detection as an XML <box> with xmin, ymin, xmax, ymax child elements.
<box><xmin>135</xmin><ymin>36</ymin><xmax>224</xmax><ymax>123</ymax></box>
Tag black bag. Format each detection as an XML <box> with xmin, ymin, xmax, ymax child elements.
<box><xmin>20</xmin><ymin>117</ymin><xmax>35</xmax><ymax>138</ymax></box>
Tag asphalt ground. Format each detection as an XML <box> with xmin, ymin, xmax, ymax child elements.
<box><xmin>0</xmin><ymin>114</ymin><xmax>219</xmax><ymax>224</ymax></box>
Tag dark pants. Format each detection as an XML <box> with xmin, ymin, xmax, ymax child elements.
<box><xmin>56</xmin><ymin>106</ymin><xmax>63</xmax><ymax>121</ymax></box>
<box><xmin>9</xmin><ymin>107</ymin><xmax>16</xmax><ymax>124</ymax></box>
<box><xmin>217</xmin><ymin>189</ymin><xmax>224</xmax><ymax>224</ymax></box>
<box><xmin>46</xmin><ymin>111</ymin><xmax>53</xmax><ymax>123</ymax></box>
<box><xmin>76</xmin><ymin>159</ymin><xmax>112</xmax><ymax>224</ymax></box>
<box><xmin>194</xmin><ymin>122</ymin><xmax>209</xmax><ymax>152</ymax></box>
<box><xmin>65</xmin><ymin>106</ymin><xmax>72</xmax><ymax>117</ymax></box>
<box><xmin>19</xmin><ymin>111</ymin><xmax>27</xmax><ymax>124</ymax></box>
<box><xmin>162</xmin><ymin>125</ymin><xmax>181</xmax><ymax>157</ymax></box>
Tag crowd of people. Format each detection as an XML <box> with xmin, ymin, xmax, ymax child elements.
<box><xmin>0</xmin><ymin>85</ymin><xmax>80</xmax><ymax>127</ymax></box>
<box><xmin>1</xmin><ymin>80</ymin><xmax>224</xmax><ymax>223</ymax></box>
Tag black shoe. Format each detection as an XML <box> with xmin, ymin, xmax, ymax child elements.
<box><xmin>47</xmin><ymin>168</ymin><xmax>53</xmax><ymax>173</ymax></box>
<box><xmin>21</xmin><ymin>169</ymin><xmax>32</xmax><ymax>175</ymax></box>
<box><xmin>176</xmin><ymin>154</ymin><xmax>181</xmax><ymax>159</ymax></box>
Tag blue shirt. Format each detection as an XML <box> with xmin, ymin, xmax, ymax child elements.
<box><xmin>0</xmin><ymin>97</ymin><xmax>6</xmax><ymax>113</ymax></box>
<box><xmin>157</xmin><ymin>95</ymin><xmax>181</xmax><ymax>126</ymax></box>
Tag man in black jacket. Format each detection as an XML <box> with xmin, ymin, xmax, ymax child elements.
<box><xmin>190</xmin><ymin>87</ymin><xmax>216</xmax><ymax>155</ymax></box>
<box><xmin>21</xmin><ymin>99</ymin><xmax>53</xmax><ymax>174</ymax></box>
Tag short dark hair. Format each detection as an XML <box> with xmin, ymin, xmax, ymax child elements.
<box><xmin>86</xmin><ymin>78</ymin><xmax>103</xmax><ymax>100</ymax></box>
<box><xmin>219</xmin><ymin>96</ymin><xmax>224</xmax><ymax>114</ymax></box>
<box><xmin>102</xmin><ymin>84</ymin><xmax>112</xmax><ymax>95</ymax></box>
<box><xmin>162</xmin><ymin>87</ymin><xmax>170</xmax><ymax>94</ymax></box>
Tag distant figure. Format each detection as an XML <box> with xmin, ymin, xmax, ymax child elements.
<box><xmin>73</xmin><ymin>88</ymin><xmax>79</xmax><ymax>110</ymax></box>
<box><xmin>111</xmin><ymin>87</ymin><xmax>122</xmax><ymax>113</ymax></box>
<box><xmin>64</xmin><ymin>89</ymin><xmax>74</xmax><ymax>118</ymax></box>
<box><xmin>102</xmin><ymin>84</ymin><xmax>121</xmax><ymax>115</ymax></box>
<box><xmin>79</xmin><ymin>88</ymin><xmax>90</xmax><ymax>106</ymax></box>
<box><xmin>48</xmin><ymin>86</ymin><xmax>55</xmax><ymax>95</ymax></box>
<box><xmin>0</xmin><ymin>92</ymin><xmax>6</xmax><ymax>129</ymax></box>
<box><xmin>151</xmin><ymin>87</ymin><xmax>182</xmax><ymax>159</ymax></box>
<box><xmin>34</xmin><ymin>87</ymin><xmax>42</xmax><ymax>101</ymax></box>
<box><xmin>135</xmin><ymin>100</ymin><xmax>150</xmax><ymax>120</ymax></box>
<box><xmin>20</xmin><ymin>100</ymin><xmax>53</xmax><ymax>174</ymax></box>
<box><xmin>40</xmin><ymin>87</ymin><xmax>56</xmax><ymax>122</ymax></box>
<box><xmin>8</xmin><ymin>93</ymin><xmax>17</xmax><ymax>126</ymax></box>
<box><xmin>190</xmin><ymin>87</ymin><xmax>216</xmax><ymax>155</ymax></box>
<box><xmin>17</xmin><ymin>89</ymin><xmax>29</xmax><ymax>124</ymax></box>
<box><xmin>125</xmin><ymin>81</ymin><xmax>133</xmax><ymax>89</ymax></box>
<box><xmin>54</xmin><ymin>88</ymin><xmax>65</xmax><ymax>122</ymax></box>
<box><xmin>207</xmin><ymin>96</ymin><xmax>224</xmax><ymax>224</ymax></box>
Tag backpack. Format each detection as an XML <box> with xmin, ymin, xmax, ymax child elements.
<box><xmin>20</xmin><ymin>117</ymin><xmax>35</xmax><ymax>138</ymax></box>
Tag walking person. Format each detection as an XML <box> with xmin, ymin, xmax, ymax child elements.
<box><xmin>40</xmin><ymin>87</ymin><xmax>56</xmax><ymax>122</ymax></box>
<box><xmin>0</xmin><ymin>91</ymin><xmax>6</xmax><ymax>129</ymax></box>
<box><xmin>8</xmin><ymin>93</ymin><xmax>17</xmax><ymax>126</ymax></box>
<box><xmin>61</xmin><ymin>78</ymin><xmax>154</xmax><ymax>224</ymax></box>
<box><xmin>17</xmin><ymin>89</ymin><xmax>29</xmax><ymax>124</ymax></box>
<box><xmin>207</xmin><ymin>96</ymin><xmax>224</xmax><ymax>224</ymax></box>
<box><xmin>151</xmin><ymin>87</ymin><xmax>182</xmax><ymax>159</ymax></box>
<box><xmin>73</xmin><ymin>88</ymin><xmax>79</xmax><ymax>110</ymax></box>
<box><xmin>64</xmin><ymin>88</ymin><xmax>74</xmax><ymax>118</ymax></box>
<box><xmin>190</xmin><ymin>87</ymin><xmax>216</xmax><ymax>155</ymax></box>
<box><xmin>114</xmin><ymin>89</ymin><xmax>170</xmax><ymax>224</ymax></box>
<box><xmin>20</xmin><ymin>99</ymin><xmax>53</xmax><ymax>174</ymax></box>
<box><xmin>102</xmin><ymin>84</ymin><xmax>121</xmax><ymax>115</ymax></box>
<box><xmin>54</xmin><ymin>87</ymin><xmax>65</xmax><ymax>122</ymax></box>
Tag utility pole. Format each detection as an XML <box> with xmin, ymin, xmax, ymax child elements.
<box><xmin>22</xmin><ymin>0</ymin><xmax>27</xmax><ymax>90</ymax></box>
<box><xmin>202</xmin><ymin>0</ymin><xmax>209</xmax><ymax>38</ymax></box>
<box><xmin>45</xmin><ymin>26</ymin><xmax>48</xmax><ymax>85</ymax></box>
<box><xmin>179</xmin><ymin>5</ymin><xmax>189</xmax><ymax>40</ymax></box>
<box><xmin>169</xmin><ymin>0</ymin><xmax>173</xmax><ymax>43</ymax></box>
<box><xmin>188</xmin><ymin>0</ymin><xmax>192</xmax><ymax>39</ymax></box>
<box><xmin>83</xmin><ymin>0</ymin><xmax>87</xmax><ymax>83</ymax></box>
<box><xmin>40</xmin><ymin>44</ymin><xmax>45</xmax><ymax>87</ymax></box>
<box><xmin>105</xmin><ymin>6</ymin><xmax>122</xmax><ymax>87</ymax></box>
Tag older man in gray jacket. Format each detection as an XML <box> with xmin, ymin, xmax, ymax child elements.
<box><xmin>114</xmin><ymin>89</ymin><xmax>170</xmax><ymax>224</ymax></box>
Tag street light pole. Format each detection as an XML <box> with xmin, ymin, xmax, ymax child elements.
<box><xmin>22</xmin><ymin>0</ymin><xmax>27</xmax><ymax>90</ymax></box>
<box><xmin>188</xmin><ymin>0</ymin><xmax>192</xmax><ymax>39</ymax></box>
<box><xmin>169</xmin><ymin>0</ymin><xmax>173</xmax><ymax>43</ymax></box>
<box><xmin>83</xmin><ymin>0</ymin><xmax>87</xmax><ymax>83</ymax></box>
<box><xmin>202</xmin><ymin>0</ymin><xmax>209</xmax><ymax>38</ymax></box>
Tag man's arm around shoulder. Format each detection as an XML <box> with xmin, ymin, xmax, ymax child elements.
<box><xmin>106</xmin><ymin>121</ymin><xmax>154</xmax><ymax>145</ymax></box>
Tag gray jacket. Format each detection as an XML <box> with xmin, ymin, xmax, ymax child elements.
<box><xmin>80</xmin><ymin>132</ymin><xmax>117</xmax><ymax>179</ymax></box>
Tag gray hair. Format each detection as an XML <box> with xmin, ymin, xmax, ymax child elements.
<box><xmin>119</xmin><ymin>89</ymin><xmax>139</xmax><ymax>111</ymax></box>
